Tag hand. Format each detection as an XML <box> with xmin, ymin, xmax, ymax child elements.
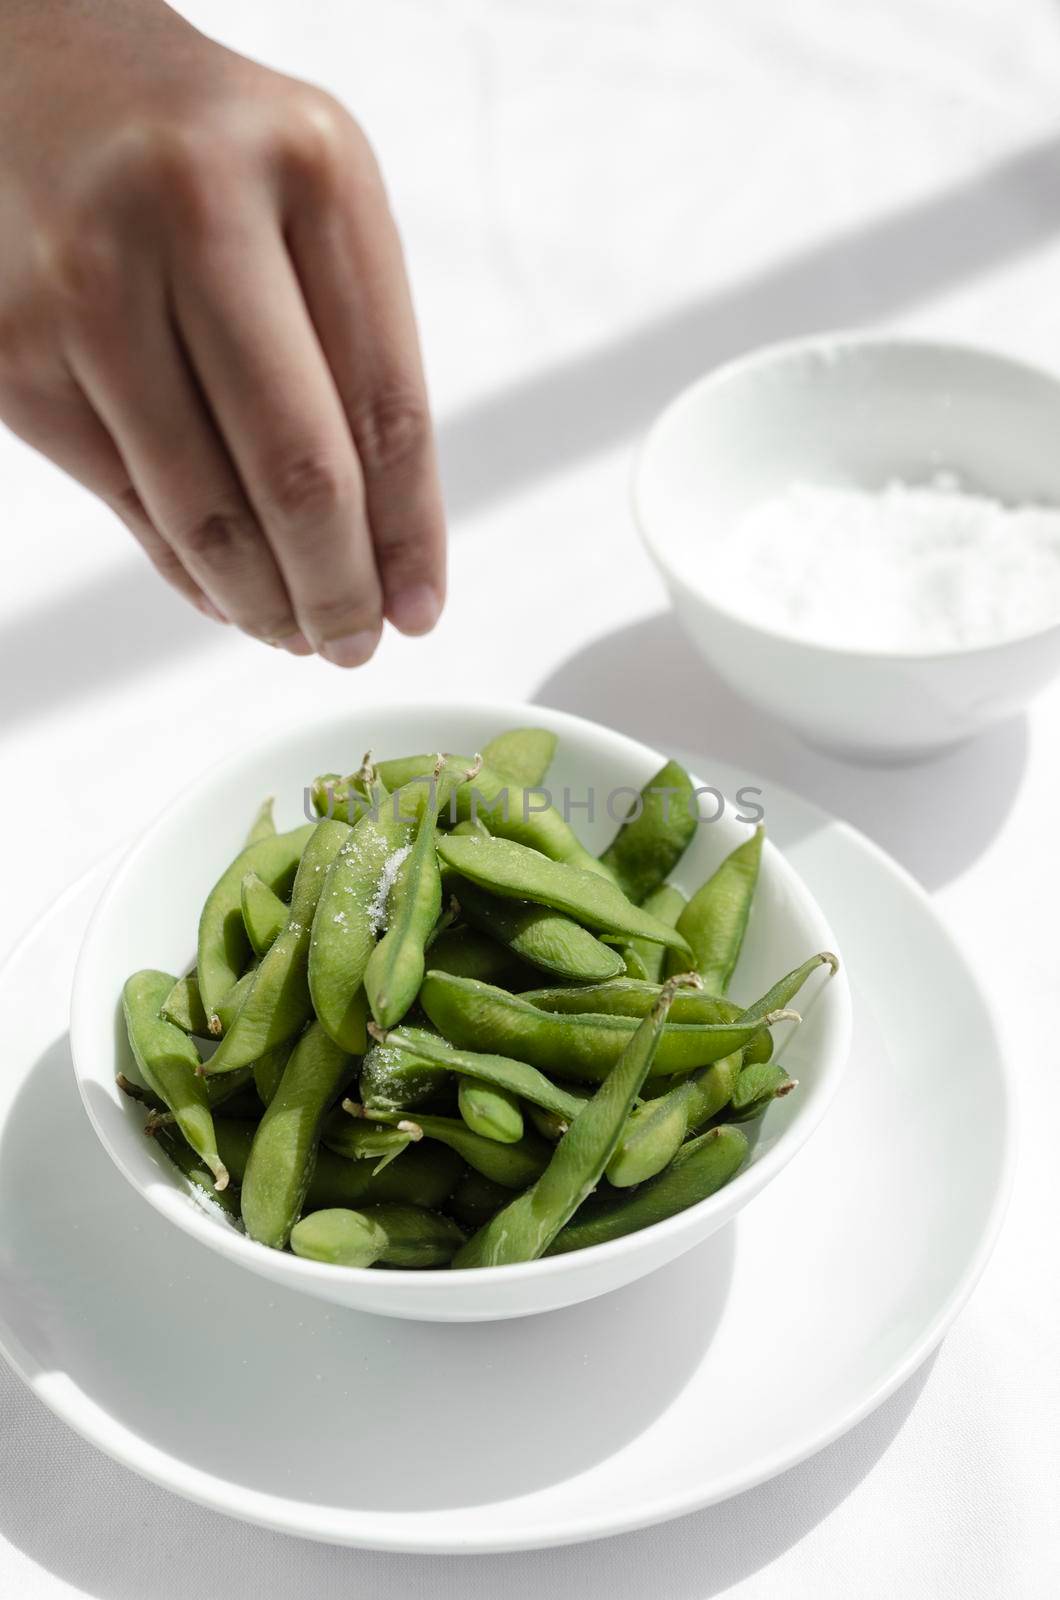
<box><xmin>0</xmin><ymin>0</ymin><xmax>445</xmax><ymax>665</ymax></box>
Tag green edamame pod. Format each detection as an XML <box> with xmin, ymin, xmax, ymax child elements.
<box><xmin>458</xmin><ymin>1077</ymin><xmax>524</xmax><ymax>1144</ymax></box>
<box><xmin>240</xmin><ymin>1022</ymin><xmax>354</xmax><ymax>1248</ymax></box>
<box><xmin>360</xmin><ymin>1203</ymin><xmax>467</xmax><ymax>1267</ymax></box>
<box><xmin>122</xmin><ymin>969</ymin><xmax>228</xmax><ymax>1190</ymax></box>
<box><xmin>451</xmin><ymin>878</ymin><xmax>624</xmax><ymax>982</ymax></box>
<box><xmin>154</xmin><ymin>1127</ymin><xmax>242</xmax><ymax>1218</ymax></box>
<box><xmin>161</xmin><ymin>970</ymin><xmax>210</xmax><ymax>1036</ymax></box>
<box><xmin>347</xmin><ymin>1103</ymin><xmax>551</xmax><ymax>1188</ymax></box>
<box><xmin>546</xmin><ymin>1125</ymin><xmax>749</xmax><ymax>1255</ymax></box>
<box><xmin>436</xmin><ymin>835</ymin><xmax>692</xmax><ymax>954</ymax></box>
<box><xmin>321</xmin><ymin>1107</ymin><xmax>421</xmax><ymax>1171</ymax></box>
<box><xmin>444</xmin><ymin>1169</ymin><xmax>510</xmax><ymax>1229</ymax></box>
<box><xmin>604</xmin><ymin>1079</ymin><xmax>695</xmax><ymax>1187</ymax></box>
<box><xmin>252</xmin><ymin>1041</ymin><xmax>294</xmax><ymax>1107</ymax></box>
<box><xmin>244</xmin><ymin>797</ymin><xmax>277</xmax><ymax>846</ymax></box>
<box><xmin>622</xmin><ymin>883</ymin><xmax>687</xmax><ymax>983</ymax></box>
<box><xmin>728</xmin><ymin>1060</ymin><xmax>796</xmax><ymax>1121</ymax></box>
<box><xmin>480</xmin><ymin>728</ymin><xmax>557</xmax><ymax>789</ymax></box>
<box><xmin>426</xmin><ymin>925</ymin><xmax>533</xmax><ymax>988</ymax></box>
<box><xmin>420</xmin><ymin>971</ymin><xmax>789</xmax><ymax>1083</ymax></box>
<box><xmin>212</xmin><ymin>964</ymin><xmax>258</xmax><ymax>1035</ymax></box>
<box><xmin>599</xmin><ymin>761</ymin><xmax>697</xmax><ymax>904</ymax></box>
<box><xmin>240</xmin><ymin>871</ymin><xmax>287</xmax><ymax>957</ymax></box>
<box><xmin>375</xmin><ymin>1026</ymin><xmax>587</xmax><ymax>1122</ymax></box>
<box><xmin>197</xmin><ymin>822</ymin><xmax>315</xmax><ymax>1017</ymax></box>
<box><xmin>206</xmin><ymin>820</ymin><xmax>351</xmax><ymax>1073</ymax></box>
<box><xmin>364</xmin><ymin>767</ymin><xmax>446</xmax><ymax>1029</ymax></box>
<box><xmin>738</xmin><ymin>951</ymin><xmax>840</xmax><ymax>1020</ymax></box>
<box><xmin>369</xmin><ymin>755</ymin><xmax>611</xmax><ymax>879</ymax></box>
<box><xmin>520</xmin><ymin>977</ymin><xmax>744</xmax><ymax>1023</ymax></box>
<box><xmin>358</xmin><ymin>1025</ymin><xmax>451</xmax><ymax>1112</ymax></box>
<box><xmin>454</xmin><ymin>975</ymin><xmax>699</xmax><ymax>1267</ymax></box>
<box><xmin>665</xmin><ymin>826</ymin><xmax>764</xmax><ymax>991</ymax></box>
<box><xmin>290</xmin><ymin>1207</ymin><xmax>388</xmax><ymax>1267</ymax></box>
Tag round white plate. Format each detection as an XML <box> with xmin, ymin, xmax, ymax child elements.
<box><xmin>0</xmin><ymin>761</ymin><xmax>1012</xmax><ymax>1553</ymax></box>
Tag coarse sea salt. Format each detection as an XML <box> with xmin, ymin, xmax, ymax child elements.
<box><xmin>706</xmin><ymin>478</ymin><xmax>1060</xmax><ymax>652</ymax></box>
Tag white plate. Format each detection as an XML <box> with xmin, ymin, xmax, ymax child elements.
<box><xmin>0</xmin><ymin>761</ymin><xmax>1012</xmax><ymax>1552</ymax></box>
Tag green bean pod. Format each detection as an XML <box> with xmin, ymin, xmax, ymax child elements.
<box><xmin>252</xmin><ymin>1041</ymin><xmax>295</xmax><ymax>1107</ymax></box>
<box><xmin>321</xmin><ymin>1107</ymin><xmax>421</xmax><ymax>1171</ymax></box>
<box><xmin>161</xmin><ymin>970</ymin><xmax>210</xmax><ymax>1036</ymax></box>
<box><xmin>444</xmin><ymin>1168</ymin><xmax>512</xmax><ymax>1229</ymax></box>
<box><xmin>154</xmin><ymin>1127</ymin><xmax>242</xmax><ymax>1218</ymax></box>
<box><xmin>426</xmin><ymin>925</ymin><xmax>533</xmax><ymax>988</ymax></box>
<box><xmin>738</xmin><ymin>951</ymin><xmax>840</xmax><ymax>1020</ymax></box>
<box><xmin>451</xmin><ymin>877</ymin><xmax>625</xmax><ymax>982</ymax></box>
<box><xmin>196</xmin><ymin>823</ymin><xmax>316</xmax><ymax>1017</ymax></box>
<box><xmin>371</xmin><ymin>1026</ymin><xmax>588</xmax><ymax>1122</ymax></box>
<box><xmin>359</xmin><ymin>1203</ymin><xmax>467</xmax><ymax>1267</ymax></box>
<box><xmin>364</xmin><ymin>773</ymin><xmax>446</xmax><ymax>1029</ymax></box>
<box><xmin>349</xmin><ymin>1103</ymin><xmax>551</xmax><ymax>1188</ymax></box>
<box><xmin>244</xmin><ymin>797</ymin><xmax>277</xmax><ymax>846</ymax></box>
<box><xmin>205</xmin><ymin>820</ymin><xmax>351</xmax><ymax>1073</ymax></box>
<box><xmin>622</xmin><ymin>883</ymin><xmax>687</xmax><ymax>982</ymax></box>
<box><xmin>454</xmin><ymin>975</ymin><xmax>699</xmax><ymax>1267</ymax></box>
<box><xmin>421</xmin><ymin>972</ymin><xmax>783</xmax><ymax>1082</ymax></box>
<box><xmin>122</xmin><ymin>969</ymin><xmax>228</xmax><ymax>1189</ymax></box>
<box><xmin>480</xmin><ymin>728</ymin><xmax>558</xmax><ymax>789</ymax></box>
<box><xmin>599</xmin><ymin>760</ymin><xmax>697</xmax><ymax>904</ymax></box>
<box><xmin>436</xmin><ymin>835</ymin><xmax>692</xmax><ymax>953</ymax></box>
<box><xmin>520</xmin><ymin>977</ymin><xmax>745</xmax><ymax>1022</ymax></box>
<box><xmin>604</xmin><ymin>1080</ymin><xmax>696</xmax><ymax>1187</ymax></box>
<box><xmin>458</xmin><ymin>1077</ymin><xmax>524</xmax><ymax>1144</ymax></box>
<box><xmin>240</xmin><ymin>1022</ymin><xmax>354</xmax><ymax>1248</ymax></box>
<box><xmin>728</xmin><ymin>1060</ymin><xmax>797</xmax><ymax>1121</ymax></box>
<box><xmin>240</xmin><ymin>871</ymin><xmax>288</xmax><ymax>957</ymax></box>
<box><xmin>665</xmin><ymin>826</ymin><xmax>764</xmax><ymax>991</ymax></box>
<box><xmin>290</xmin><ymin>1207</ymin><xmax>389</xmax><ymax>1267</ymax></box>
<box><xmin>546</xmin><ymin>1125</ymin><xmax>749</xmax><ymax>1255</ymax></box>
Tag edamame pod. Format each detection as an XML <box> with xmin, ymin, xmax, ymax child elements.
<box><xmin>451</xmin><ymin>878</ymin><xmax>624</xmax><ymax>982</ymax></box>
<box><xmin>321</xmin><ymin>1107</ymin><xmax>421</xmax><ymax>1171</ymax></box>
<box><xmin>454</xmin><ymin>975</ymin><xmax>699</xmax><ymax>1267</ymax></box>
<box><xmin>197</xmin><ymin>823</ymin><xmax>315</xmax><ymax>1017</ymax></box>
<box><xmin>347</xmin><ymin>1103</ymin><xmax>551</xmax><ymax>1188</ymax></box>
<box><xmin>480</xmin><ymin>728</ymin><xmax>557</xmax><ymax>789</ymax></box>
<box><xmin>622</xmin><ymin>882</ymin><xmax>686</xmax><ymax>983</ymax></box>
<box><xmin>240</xmin><ymin>872</ymin><xmax>287</xmax><ymax>957</ymax></box>
<box><xmin>426</xmin><ymin>925</ymin><xmax>533</xmax><ymax>988</ymax></box>
<box><xmin>421</xmin><ymin>971</ymin><xmax>784</xmax><ymax>1082</ymax></box>
<box><xmin>155</xmin><ymin>1127</ymin><xmax>242</xmax><ymax>1218</ymax></box>
<box><xmin>444</xmin><ymin>1169</ymin><xmax>510</xmax><ymax>1229</ymax></box>
<box><xmin>604</xmin><ymin>1080</ymin><xmax>695</xmax><ymax>1187</ymax></box>
<box><xmin>728</xmin><ymin>1060</ymin><xmax>796</xmax><ymax>1121</ymax></box>
<box><xmin>458</xmin><ymin>1077</ymin><xmax>524</xmax><ymax>1144</ymax></box>
<box><xmin>244</xmin><ymin>797</ymin><xmax>277</xmax><ymax>846</ymax></box>
<box><xmin>520</xmin><ymin>977</ymin><xmax>744</xmax><ymax>1023</ymax></box>
<box><xmin>546</xmin><ymin>1125</ymin><xmax>749</xmax><ymax>1255</ymax></box>
<box><xmin>122</xmin><ymin>969</ymin><xmax>227</xmax><ymax>1189</ymax></box>
<box><xmin>161</xmin><ymin>970</ymin><xmax>210</xmax><ymax>1036</ymax></box>
<box><xmin>360</xmin><ymin>1203</ymin><xmax>467</xmax><ymax>1267</ymax></box>
<box><xmin>436</xmin><ymin>835</ymin><xmax>692</xmax><ymax>953</ymax></box>
<box><xmin>205</xmin><ymin>820</ymin><xmax>351</xmax><ymax>1073</ymax></box>
<box><xmin>252</xmin><ymin>1041</ymin><xmax>294</xmax><ymax>1107</ymax></box>
<box><xmin>290</xmin><ymin>1207</ymin><xmax>388</xmax><ymax>1267</ymax></box>
<box><xmin>599</xmin><ymin>761</ymin><xmax>697</xmax><ymax>904</ymax></box>
<box><xmin>665</xmin><ymin>826</ymin><xmax>764</xmax><ymax>991</ymax></box>
<box><xmin>738</xmin><ymin>951</ymin><xmax>839</xmax><ymax>1020</ymax></box>
<box><xmin>372</xmin><ymin>1026</ymin><xmax>587</xmax><ymax>1122</ymax></box>
<box><xmin>241</xmin><ymin>1022</ymin><xmax>354</xmax><ymax>1248</ymax></box>
<box><xmin>364</xmin><ymin>767</ymin><xmax>446</xmax><ymax>1028</ymax></box>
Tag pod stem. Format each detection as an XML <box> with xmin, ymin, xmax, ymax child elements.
<box><xmin>763</xmin><ymin>1008</ymin><xmax>801</xmax><ymax>1026</ymax></box>
<box><xmin>366</xmin><ymin>1021</ymin><xmax>388</xmax><ymax>1045</ymax></box>
<box><xmin>396</xmin><ymin>1120</ymin><xmax>424</xmax><ymax>1141</ymax></box>
<box><xmin>116</xmin><ymin>1074</ymin><xmax>151</xmax><ymax>1105</ymax></box>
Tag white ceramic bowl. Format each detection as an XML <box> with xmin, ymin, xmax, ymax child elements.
<box><xmin>634</xmin><ymin>333</ymin><xmax>1060</xmax><ymax>760</ymax></box>
<box><xmin>71</xmin><ymin>701</ymin><xmax>851</xmax><ymax>1322</ymax></box>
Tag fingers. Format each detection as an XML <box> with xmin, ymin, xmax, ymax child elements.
<box><xmin>284</xmin><ymin>125</ymin><xmax>446</xmax><ymax>636</ymax></box>
<box><xmin>170</xmin><ymin>204</ymin><xmax>385</xmax><ymax>667</ymax></box>
<box><xmin>0</xmin><ymin>369</ymin><xmax>225</xmax><ymax>621</ymax></box>
<box><xmin>62</xmin><ymin>269</ymin><xmax>314</xmax><ymax>654</ymax></box>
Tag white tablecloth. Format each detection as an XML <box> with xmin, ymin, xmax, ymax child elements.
<box><xmin>1</xmin><ymin>1</ymin><xmax>1058</xmax><ymax>1593</ymax></box>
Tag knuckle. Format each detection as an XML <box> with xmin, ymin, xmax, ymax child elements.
<box><xmin>178</xmin><ymin>509</ymin><xmax>260</xmax><ymax>571</ymax></box>
<box><xmin>278</xmin><ymin>88</ymin><xmax>366</xmax><ymax>186</ymax></box>
<box><xmin>118</xmin><ymin>124</ymin><xmax>224</xmax><ymax>235</ymax></box>
<box><xmin>264</xmin><ymin>449</ymin><xmax>351</xmax><ymax>522</ymax></box>
<box><xmin>352</xmin><ymin>389</ymin><xmax>430</xmax><ymax>477</ymax></box>
<box><xmin>45</xmin><ymin>227</ymin><xmax>125</xmax><ymax>318</ymax></box>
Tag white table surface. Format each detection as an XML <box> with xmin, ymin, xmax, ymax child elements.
<box><xmin>1</xmin><ymin>1</ymin><xmax>1058</xmax><ymax>1593</ymax></box>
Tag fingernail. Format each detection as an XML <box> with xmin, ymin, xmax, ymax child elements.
<box><xmin>320</xmin><ymin>630</ymin><xmax>379</xmax><ymax>668</ymax></box>
<box><xmin>388</xmin><ymin>584</ymin><xmax>441</xmax><ymax>636</ymax></box>
<box><xmin>277</xmin><ymin>630</ymin><xmax>314</xmax><ymax>657</ymax></box>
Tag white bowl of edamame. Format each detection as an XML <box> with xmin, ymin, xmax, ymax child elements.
<box><xmin>71</xmin><ymin>702</ymin><xmax>851</xmax><ymax>1322</ymax></box>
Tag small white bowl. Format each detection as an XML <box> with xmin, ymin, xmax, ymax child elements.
<box><xmin>634</xmin><ymin>333</ymin><xmax>1060</xmax><ymax>760</ymax></box>
<box><xmin>71</xmin><ymin>701</ymin><xmax>850</xmax><ymax>1322</ymax></box>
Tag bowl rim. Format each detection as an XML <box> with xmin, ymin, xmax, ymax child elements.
<box><xmin>70</xmin><ymin>698</ymin><xmax>852</xmax><ymax>1297</ymax></box>
<box><xmin>632</xmin><ymin>327</ymin><xmax>1060</xmax><ymax>664</ymax></box>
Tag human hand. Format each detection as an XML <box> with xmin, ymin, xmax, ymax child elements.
<box><xmin>0</xmin><ymin>0</ymin><xmax>445</xmax><ymax>664</ymax></box>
